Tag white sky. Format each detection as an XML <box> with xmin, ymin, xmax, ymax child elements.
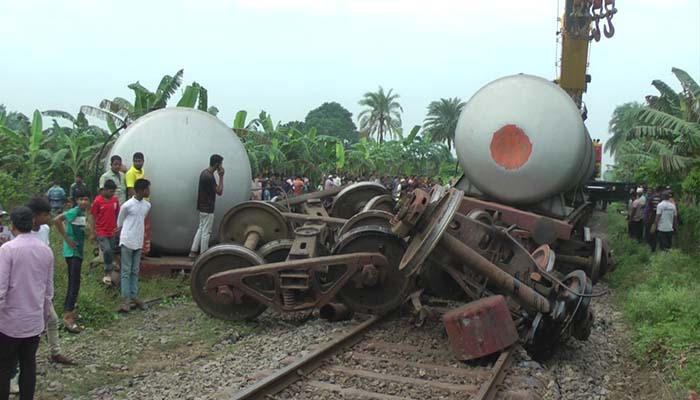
<box><xmin>1</xmin><ymin>0</ymin><xmax>699</xmax><ymax>171</ymax></box>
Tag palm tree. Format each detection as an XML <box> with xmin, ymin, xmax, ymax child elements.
<box><xmin>357</xmin><ymin>86</ymin><xmax>403</xmax><ymax>144</ymax></box>
<box><xmin>423</xmin><ymin>97</ymin><xmax>465</xmax><ymax>151</ymax></box>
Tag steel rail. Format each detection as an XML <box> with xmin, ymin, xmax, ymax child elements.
<box><xmin>474</xmin><ymin>346</ymin><xmax>515</xmax><ymax>400</ymax></box>
<box><xmin>231</xmin><ymin>315</ymin><xmax>383</xmax><ymax>400</ymax></box>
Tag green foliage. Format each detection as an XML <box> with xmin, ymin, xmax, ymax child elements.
<box><xmin>0</xmin><ymin>172</ymin><xmax>36</xmax><ymax>210</ymax></box>
<box><xmin>607</xmin><ymin>68</ymin><xmax>700</xmax><ymax>183</ymax></box>
<box><xmin>236</xmin><ymin>109</ymin><xmax>456</xmax><ymax>183</ymax></box>
<box><xmin>81</xmin><ymin>69</ymin><xmax>216</xmax><ymax>127</ymax></box>
<box><xmin>304</xmin><ymin>102</ymin><xmax>358</xmax><ymax>143</ymax></box>
<box><xmin>676</xmin><ymin>205</ymin><xmax>700</xmax><ymax>254</ymax></box>
<box><xmin>681</xmin><ymin>168</ymin><xmax>700</xmax><ymax>204</ymax></box>
<box><xmin>423</xmin><ymin>97</ymin><xmax>465</xmax><ymax>151</ymax></box>
<box><xmin>358</xmin><ymin>86</ymin><xmax>403</xmax><ymax>144</ymax></box>
<box><xmin>607</xmin><ymin>207</ymin><xmax>700</xmax><ymax>393</ymax></box>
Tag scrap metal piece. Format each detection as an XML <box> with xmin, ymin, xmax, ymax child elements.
<box><xmin>443</xmin><ymin>295</ymin><xmax>519</xmax><ymax>360</ymax></box>
<box><xmin>331</xmin><ymin>182</ymin><xmax>389</xmax><ymax>219</ymax></box>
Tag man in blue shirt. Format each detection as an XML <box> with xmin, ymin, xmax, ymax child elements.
<box><xmin>46</xmin><ymin>182</ymin><xmax>66</xmax><ymax>214</ymax></box>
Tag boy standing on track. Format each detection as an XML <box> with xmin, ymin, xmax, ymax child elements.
<box><xmin>91</xmin><ymin>180</ymin><xmax>120</xmax><ymax>285</ymax></box>
<box><xmin>54</xmin><ymin>189</ymin><xmax>91</xmax><ymax>334</ymax></box>
<box><xmin>117</xmin><ymin>179</ymin><xmax>151</xmax><ymax>313</ymax></box>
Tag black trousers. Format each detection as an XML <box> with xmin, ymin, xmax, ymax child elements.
<box><xmin>64</xmin><ymin>256</ymin><xmax>83</xmax><ymax>311</ymax></box>
<box><xmin>645</xmin><ymin>222</ymin><xmax>657</xmax><ymax>252</ymax></box>
<box><xmin>0</xmin><ymin>332</ymin><xmax>39</xmax><ymax>400</ymax></box>
<box><xmin>629</xmin><ymin>221</ymin><xmax>644</xmax><ymax>241</ymax></box>
<box><xmin>658</xmin><ymin>231</ymin><xmax>673</xmax><ymax>251</ymax></box>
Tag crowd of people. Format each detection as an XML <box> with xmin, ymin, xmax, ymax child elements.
<box><xmin>0</xmin><ymin>152</ymin><xmax>151</xmax><ymax>399</ymax></box>
<box><xmin>627</xmin><ymin>185</ymin><xmax>680</xmax><ymax>251</ymax></box>
<box><xmin>249</xmin><ymin>173</ymin><xmax>450</xmax><ymax>201</ymax></box>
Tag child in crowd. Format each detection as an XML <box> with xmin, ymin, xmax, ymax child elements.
<box><xmin>91</xmin><ymin>180</ymin><xmax>120</xmax><ymax>285</ymax></box>
<box><xmin>117</xmin><ymin>179</ymin><xmax>151</xmax><ymax>313</ymax></box>
<box><xmin>54</xmin><ymin>189</ymin><xmax>90</xmax><ymax>333</ymax></box>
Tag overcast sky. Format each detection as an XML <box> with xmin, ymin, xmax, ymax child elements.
<box><xmin>1</xmin><ymin>0</ymin><xmax>698</xmax><ymax>170</ymax></box>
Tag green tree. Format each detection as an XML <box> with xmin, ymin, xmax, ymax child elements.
<box><xmin>304</xmin><ymin>102</ymin><xmax>358</xmax><ymax>143</ymax></box>
<box><xmin>358</xmin><ymin>86</ymin><xmax>403</xmax><ymax>144</ymax></box>
<box><xmin>422</xmin><ymin>97</ymin><xmax>465</xmax><ymax>151</ymax></box>
<box><xmin>81</xmin><ymin>69</ymin><xmax>217</xmax><ymax>129</ymax></box>
<box><xmin>606</xmin><ymin>68</ymin><xmax>700</xmax><ymax>181</ymax></box>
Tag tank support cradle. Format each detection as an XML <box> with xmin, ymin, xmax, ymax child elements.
<box><xmin>204</xmin><ymin>252</ymin><xmax>389</xmax><ymax>312</ymax></box>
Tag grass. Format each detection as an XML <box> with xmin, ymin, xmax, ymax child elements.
<box><xmin>48</xmin><ymin>229</ymin><xmax>189</xmax><ymax>330</ymax></box>
<box><xmin>606</xmin><ymin>204</ymin><xmax>700</xmax><ymax>393</ymax></box>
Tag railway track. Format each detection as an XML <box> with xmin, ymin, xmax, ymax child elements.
<box><xmin>231</xmin><ymin>314</ymin><xmax>518</xmax><ymax>400</ymax></box>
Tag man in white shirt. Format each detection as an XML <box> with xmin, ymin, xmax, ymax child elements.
<box><xmin>117</xmin><ymin>179</ymin><xmax>151</xmax><ymax>312</ymax></box>
<box><xmin>324</xmin><ymin>175</ymin><xmax>336</xmax><ymax>191</ymax></box>
<box><xmin>628</xmin><ymin>189</ymin><xmax>646</xmax><ymax>241</ymax></box>
<box><xmin>654</xmin><ymin>191</ymin><xmax>677</xmax><ymax>251</ymax></box>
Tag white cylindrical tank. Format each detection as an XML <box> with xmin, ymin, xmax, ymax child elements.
<box><xmin>454</xmin><ymin>74</ymin><xmax>591</xmax><ymax>205</ymax></box>
<box><xmin>108</xmin><ymin>108</ymin><xmax>251</xmax><ymax>254</ymax></box>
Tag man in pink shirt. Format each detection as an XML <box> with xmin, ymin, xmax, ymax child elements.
<box><xmin>0</xmin><ymin>206</ymin><xmax>54</xmax><ymax>400</ymax></box>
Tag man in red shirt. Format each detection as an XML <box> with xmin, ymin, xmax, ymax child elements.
<box><xmin>91</xmin><ymin>180</ymin><xmax>120</xmax><ymax>285</ymax></box>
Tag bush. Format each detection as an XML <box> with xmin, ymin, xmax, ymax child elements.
<box><xmin>0</xmin><ymin>172</ymin><xmax>47</xmax><ymax>210</ymax></box>
<box><xmin>607</xmin><ymin>208</ymin><xmax>700</xmax><ymax>392</ymax></box>
<box><xmin>677</xmin><ymin>205</ymin><xmax>700</xmax><ymax>254</ymax></box>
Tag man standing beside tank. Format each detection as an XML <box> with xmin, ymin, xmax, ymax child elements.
<box><xmin>188</xmin><ymin>155</ymin><xmax>224</xmax><ymax>259</ymax></box>
<box><xmin>100</xmin><ymin>155</ymin><xmax>127</xmax><ymax>205</ymax></box>
<box><xmin>125</xmin><ymin>152</ymin><xmax>150</xmax><ymax>255</ymax></box>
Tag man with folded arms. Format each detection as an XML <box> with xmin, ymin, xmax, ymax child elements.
<box><xmin>0</xmin><ymin>207</ymin><xmax>54</xmax><ymax>400</ymax></box>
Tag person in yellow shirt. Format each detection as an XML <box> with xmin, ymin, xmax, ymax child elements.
<box><xmin>125</xmin><ymin>152</ymin><xmax>146</xmax><ymax>198</ymax></box>
<box><xmin>124</xmin><ymin>152</ymin><xmax>151</xmax><ymax>255</ymax></box>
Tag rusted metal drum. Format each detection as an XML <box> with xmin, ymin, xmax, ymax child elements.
<box><xmin>108</xmin><ymin>108</ymin><xmax>251</xmax><ymax>254</ymax></box>
<box><xmin>454</xmin><ymin>74</ymin><xmax>592</xmax><ymax>205</ymax></box>
<box><xmin>443</xmin><ymin>295</ymin><xmax>519</xmax><ymax>360</ymax></box>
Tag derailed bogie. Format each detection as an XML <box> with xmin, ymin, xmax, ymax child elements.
<box><xmin>331</xmin><ymin>226</ymin><xmax>413</xmax><ymax>315</ymax></box>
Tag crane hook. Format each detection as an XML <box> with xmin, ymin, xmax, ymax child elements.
<box><xmin>603</xmin><ymin>13</ymin><xmax>615</xmax><ymax>38</ymax></box>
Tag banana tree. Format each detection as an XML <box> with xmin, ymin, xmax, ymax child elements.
<box><xmin>0</xmin><ymin>110</ymin><xmax>60</xmax><ymax>180</ymax></box>
<box><xmin>81</xmin><ymin>69</ymin><xmax>218</xmax><ymax>128</ymax></box>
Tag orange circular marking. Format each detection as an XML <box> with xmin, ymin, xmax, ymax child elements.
<box><xmin>490</xmin><ymin>124</ymin><xmax>532</xmax><ymax>170</ymax></box>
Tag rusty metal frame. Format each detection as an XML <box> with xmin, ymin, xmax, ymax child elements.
<box><xmin>458</xmin><ymin>196</ymin><xmax>574</xmax><ymax>241</ymax></box>
<box><xmin>205</xmin><ymin>252</ymin><xmax>389</xmax><ymax>312</ymax></box>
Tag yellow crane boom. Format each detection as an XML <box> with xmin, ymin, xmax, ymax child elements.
<box><xmin>557</xmin><ymin>0</ymin><xmax>617</xmax><ymax>110</ymax></box>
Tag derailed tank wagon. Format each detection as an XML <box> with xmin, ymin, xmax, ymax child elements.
<box><xmin>189</xmin><ymin>74</ymin><xmax>612</xmax><ymax>359</ymax></box>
